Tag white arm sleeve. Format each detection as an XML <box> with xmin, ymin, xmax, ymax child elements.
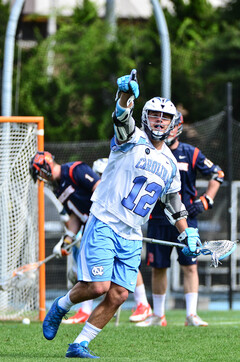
<box><xmin>112</xmin><ymin>100</ymin><xmax>135</xmax><ymax>142</ymax></box>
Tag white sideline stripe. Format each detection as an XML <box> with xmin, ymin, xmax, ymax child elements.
<box><xmin>210</xmin><ymin>321</ymin><xmax>240</xmax><ymax>325</ymax></box>
<box><xmin>173</xmin><ymin>321</ymin><xmax>240</xmax><ymax>326</ymax></box>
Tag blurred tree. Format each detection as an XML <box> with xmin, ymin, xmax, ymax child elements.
<box><xmin>218</xmin><ymin>0</ymin><xmax>240</xmax><ymax>24</ymax></box>
<box><xmin>164</xmin><ymin>0</ymin><xmax>240</xmax><ymax>124</ymax></box>
<box><xmin>16</xmin><ymin>0</ymin><xmax>240</xmax><ymax>140</ymax></box>
<box><xmin>165</xmin><ymin>0</ymin><xmax>220</xmax><ymax>122</ymax></box>
<box><xmin>197</xmin><ymin>22</ymin><xmax>240</xmax><ymax>121</ymax></box>
<box><xmin>19</xmin><ymin>1</ymin><xmax>116</xmax><ymax>140</ymax></box>
<box><xmin>19</xmin><ymin>1</ymin><xmax>160</xmax><ymax>141</ymax></box>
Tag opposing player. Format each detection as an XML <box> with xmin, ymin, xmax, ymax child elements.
<box><xmin>61</xmin><ymin>157</ymin><xmax>109</xmax><ymax>323</ymax></box>
<box><xmin>136</xmin><ymin>111</ymin><xmax>224</xmax><ymax>327</ymax></box>
<box><xmin>42</xmin><ymin>69</ymin><xmax>203</xmax><ymax>359</ymax></box>
<box><xmin>30</xmin><ymin>153</ymin><xmax>107</xmax><ymax>323</ymax></box>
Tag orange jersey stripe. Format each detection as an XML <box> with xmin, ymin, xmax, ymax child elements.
<box><xmin>69</xmin><ymin>161</ymin><xmax>82</xmax><ymax>184</ymax></box>
<box><xmin>192</xmin><ymin>147</ymin><xmax>199</xmax><ymax>169</ymax></box>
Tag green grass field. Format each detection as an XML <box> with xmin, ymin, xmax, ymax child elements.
<box><xmin>1</xmin><ymin>310</ymin><xmax>240</xmax><ymax>361</ymax></box>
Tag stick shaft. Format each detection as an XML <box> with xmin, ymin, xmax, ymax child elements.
<box><xmin>44</xmin><ymin>187</ymin><xmax>64</xmax><ymax>213</ymax></box>
<box><xmin>0</xmin><ymin>227</ymin><xmax>85</xmax><ymax>290</ymax></box>
<box><xmin>115</xmin><ymin>306</ymin><xmax>121</xmax><ymax>326</ymax></box>
<box><xmin>38</xmin><ymin>225</ymin><xmax>84</xmax><ymax>267</ymax></box>
<box><xmin>142</xmin><ymin>237</ymin><xmax>184</xmax><ymax>248</ymax></box>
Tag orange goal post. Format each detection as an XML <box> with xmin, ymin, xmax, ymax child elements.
<box><xmin>0</xmin><ymin>116</ymin><xmax>45</xmax><ymax>321</ymax></box>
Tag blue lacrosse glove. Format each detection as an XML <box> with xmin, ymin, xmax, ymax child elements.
<box><xmin>116</xmin><ymin>69</ymin><xmax>139</xmax><ymax>99</ymax></box>
<box><xmin>187</xmin><ymin>194</ymin><xmax>213</xmax><ymax>218</ymax></box>
<box><xmin>178</xmin><ymin>227</ymin><xmax>202</xmax><ymax>257</ymax></box>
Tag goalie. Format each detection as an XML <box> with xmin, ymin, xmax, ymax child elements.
<box><xmin>30</xmin><ymin>152</ymin><xmax>108</xmax><ymax>323</ymax></box>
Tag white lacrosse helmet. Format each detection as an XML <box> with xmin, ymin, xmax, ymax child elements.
<box><xmin>92</xmin><ymin>158</ymin><xmax>108</xmax><ymax>176</ymax></box>
<box><xmin>141</xmin><ymin>97</ymin><xmax>176</xmax><ymax>141</ymax></box>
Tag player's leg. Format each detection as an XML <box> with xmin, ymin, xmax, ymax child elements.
<box><xmin>66</xmin><ymin>217</ymin><xmax>142</xmax><ymax>358</ymax></box>
<box><xmin>89</xmin><ymin>283</ymin><xmax>129</xmax><ymax>328</ymax></box>
<box><xmin>136</xmin><ymin>266</ymin><xmax>168</xmax><ymax>327</ymax></box>
<box><xmin>136</xmin><ymin>223</ymin><xmax>173</xmax><ymax>327</ymax></box>
<box><xmin>178</xmin><ymin>251</ymin><xmax>208</xmax><ymax>327</ymax></box>
<box><xmin>152</xmin><ymin>267</ymin><xmax>168</xmax><ymax>323</ymax></box>
<box><xmin>43</xmin><ymin>214</ymin><xmax>114</xmax><ymax>340</ymax></box>
<box><xmin>43</xmin><ymin>280</ymin><xmax>110</xmax><ymax>341</ymax></box>
<box><xmin>64</xmin><ymin>243</ymin><xmax>94</xmax><ymax>324</ymax></box>
<box><xmin>65</xmin><ymin>247</ymin><xmax>93</xmax><ymax>324</ymax></box>
<box><xmin>129</xmin><ymin>269</ymin><xmax>152</xmax><ymax>322</ymax></box>
<box><xmin>66</xmin><ymin>283</ymin><xmax>128</xmax><ymax>358</ymax></box>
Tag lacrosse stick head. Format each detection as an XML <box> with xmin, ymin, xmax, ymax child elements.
<box><xmin>12</xmin><ymin>263</ymin><xmax>39</xmax><ymax>290</ymax></box>
<box><xmin>201</xmin><ymin>240</ymin><xmax>237</xmax><ymax>268</ymax></box>
<box><xmin>0</xmin><ymin>263</ymin><xmax>39</xmax><ymax>291</ymax></box>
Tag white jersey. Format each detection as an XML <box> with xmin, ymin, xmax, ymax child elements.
<box><xmin>91</xmin><ymin>127</ymin><xmax>181</xmax><ymax>240</ymax></box>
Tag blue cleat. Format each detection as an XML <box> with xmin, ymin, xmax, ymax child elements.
<box><xmin>43</xmin><ymin>297</ymin><xmax>67</xmax><ymax>340</ymax></box>
<box><xmin>66</xmin><ymin>341</ymin><xmax>100</xmax><ymax>359</ymax></box>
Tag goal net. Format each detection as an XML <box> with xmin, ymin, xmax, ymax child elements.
<box><xmin>0</xmin><ymin>117</ymin><xmax>45</xmax><ymax>321</ymax></box>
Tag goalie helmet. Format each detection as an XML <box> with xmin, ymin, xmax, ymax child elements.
<box><xmin>92</xmin><ymin>158</ymin><xmax>108</xmax><ymax>176</ymax></box>
<box><xmin>141</xmin><ymin>97</ymin><xmax>176</xmax><ymax>141</ymax></box>
<box><xmin>29</xmin><ymin>151</ymin><xmax>54</xmax><ymax>182</ymax></box>
<box><xmin>165</xmin><ymin>111</ymin><xmax>184</xmax><ymax>146</ymax></box>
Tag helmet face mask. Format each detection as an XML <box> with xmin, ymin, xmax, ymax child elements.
<box><xmin>29</xmin><ymin>151</ymin><xmax>54</xmax><ymax>183</ymax></box>
<box><xmin>142</xmin><ymin>97</ymin><xmax>176</xmax><ymax>141</ymax></box>
<box><xmin>165</xmin><ymin>111</ymin><xmax>184</xmax><ymax>147</ymax></box>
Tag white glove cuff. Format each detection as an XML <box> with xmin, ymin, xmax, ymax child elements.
<box><xmin>177</xmin><ymin>231</ymin><xmax>187</xmax><ymax>242</ymax></box>
<box><xmin>64</xmin><ymin>228</ymin><xmax>75</xmax><ymax>238</ymax></box>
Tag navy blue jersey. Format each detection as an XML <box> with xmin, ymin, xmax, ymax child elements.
<box><xmin>54</xmin><ymin>162</ymin><xmax>100</xmax><ymax>223</ymax></box>
<box><xmin>150</xmin><ymin>142</ymin><xmax>218</xmax><ymax>225</ymax></box>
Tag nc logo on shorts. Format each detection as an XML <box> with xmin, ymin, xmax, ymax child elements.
<box><xmin>92</xmin><ymin>266</ymin><xmax>104</xmax><ymax>276</ymax></box>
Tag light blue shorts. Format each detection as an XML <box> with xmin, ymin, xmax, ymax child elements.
<box><xmin>77</xmin><ymin>215</ymin><xmax>142</xmax><ymax>292</ymax></box>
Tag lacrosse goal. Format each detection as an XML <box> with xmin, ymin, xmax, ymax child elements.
<box><xmin>0</xmin><ymin>117</ymin><xmax>45</xmax><ymax>321</ymax></box>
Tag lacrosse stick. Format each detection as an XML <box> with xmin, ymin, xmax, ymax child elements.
<box><xmin>115</xmin><ymin>68</ymin><xmax>138</xmax><ymax>101</ymax></box>
<box><xmin>44</xmin><ymin>186</ymin><xmax>70</xmax><ymax>222</ymax></box>
<box><xmin>0</xmin><ymin>225</ymin><xmax>84</xmax><ymax>291</ymax></box>
<box><xmin>143</xmin><ymin>237</ymin><xmax>238</xmax><ymax>268</ymax></box>
<box><xmin>115</xmin><ymin>305</ymin><xmax>122</xmax><ymax>327</ymax></box>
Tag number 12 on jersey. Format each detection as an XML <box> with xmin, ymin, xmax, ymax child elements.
<box><xmin>121</xmin><ymin>176</ymin><xmax>162</xmax><ymax>217</ymax></box>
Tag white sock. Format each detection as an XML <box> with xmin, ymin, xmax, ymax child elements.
<box><xmin>133</xmin><ymin>284</ymin><xmax>148</xmax><ymax>306</ymax></box>
<box><xmin>81</xmin><ymin>300</ymin><xmax>93</xmax><ymax>315</ymax></box>
<box><xmin>152</xmin><ymin>293</ymin><xmax>166</xmax><ymax>318</ymax></box>
<box><xmin>74</xmin><ymin>321</ymin><xmax>102</xmax><ymax>344</ymax></box>
<box><xmin>58</xmin><ymin>291</ymin><xmax>75</xmax><ymax>311</ymax></box>
<box><xmin>185</xmin><ymin>292</ymin><xmax>198</xmax><ymax>317</ymax></box>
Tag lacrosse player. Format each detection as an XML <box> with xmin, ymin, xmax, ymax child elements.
<box><xmin>42</xmin><ymin>69</ymin><xmax>203</xmax><ymax>359</ymax></box>
<box><xmin>136</xmin><ymin>111</ymin><xmax>224</xmax><ymax>327</ymax></box>
<box><xmin>30</xmin><ymin>153</ymin><xmax>107</xmax><ymax>323</ymax></box>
